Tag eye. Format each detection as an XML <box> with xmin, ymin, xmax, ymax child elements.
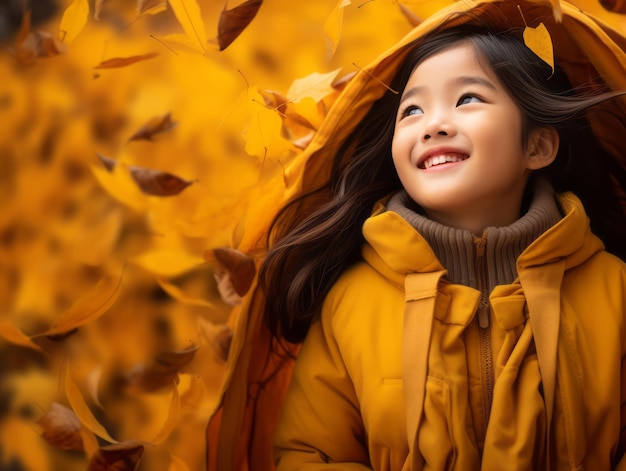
<box><xmin>457</xmin><ymin>94</ymin><xmax>482</xmax><ymax>106</ymax></box>
<box><xmin>400</xmin><ymin>105</ymin><xmax>423</xmax><ymax>118</ymax></box>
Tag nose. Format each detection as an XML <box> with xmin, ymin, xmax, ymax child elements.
<box><xmin>421</xmin><ymin>114</ymin><xmax>456</xmax><ymax>141</ymax></box>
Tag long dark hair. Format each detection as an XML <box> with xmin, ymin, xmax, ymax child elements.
<box><xmin>259</xmin><ymin>22</ymin><xmax>626</xmax><ymax>343</ymax></box>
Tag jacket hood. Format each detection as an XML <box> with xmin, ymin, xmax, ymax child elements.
<box><xmin>288</xmin><ymin>0</ymin><xmax>626</xmax><ymax>195</ymax></box>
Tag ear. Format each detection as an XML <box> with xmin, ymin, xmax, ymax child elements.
<box><xmin>525</xmin><ymin>127</ymin><xmax>559</xmax><ymax>170</ymax></box>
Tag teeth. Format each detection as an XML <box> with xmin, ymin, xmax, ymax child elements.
<box><xmin>422</xmin><ymin>153</ymin><xmax>467</xmax><ymax>169</ymax></box>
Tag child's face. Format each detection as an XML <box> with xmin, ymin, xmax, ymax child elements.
<box><xmin>391</xmin><ymin>42</ymin><xmax>535</xmax><ymax>233</ymax></box>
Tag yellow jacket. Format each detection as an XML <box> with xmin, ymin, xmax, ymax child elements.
<box><xmin>274</xmin><ymin>192</ymin><xmax>626</xmax><ymax>469</ymax></box>
<box><xmin>206</xmin><ymin>1</ymin><xmax>626</xmax><ymax>469</ymax></box>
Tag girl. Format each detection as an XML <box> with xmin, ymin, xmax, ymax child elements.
<box><xmin>257</xmin><ymin>5</ymin><xmax>626</xmax><ymax>471</ymax></box>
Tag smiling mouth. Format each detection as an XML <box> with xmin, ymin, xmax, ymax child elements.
<box><xmin>420</xmin><ymin>153</ymin><xmax>469</xmax><ymax>169</ymax></box>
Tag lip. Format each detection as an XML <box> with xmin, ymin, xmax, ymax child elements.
<box><xmin>417</xmin><ymin>147</ymin><xmax>470</xmax><ymax>169</ymax></box>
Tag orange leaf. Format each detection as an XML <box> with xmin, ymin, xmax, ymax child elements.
<box><xmin>127</xmin><ymin>345</ymin><xmax>198</xmax><ymax>392</ymax></box>
<box><xmin>37</xmin><ymin>403</ymin><xmax>84</xmax><ymax>451</ymax></box>
<box><xmin>523</xmin><ymin>23</ymin><xmax>554</xmax><ymax>73</ymax></box>
<box><xmin>87</xmin><ymin>441</ymin><xmax>144</xmax><ymax>471</ymax></box>
<box><xmin>128</xmin><ymin>113</ymin><xmax>178</xmax><ymax>141</ymax></box>
<box><xmin>137</xmin><ymin>0</ymin><xmax>167</xmax><ymax>14</ymax></box>
<box><xmin>64</xmin><ymin>361</ymin><xmax>117</xmax><ymax>443</ymax></box>
<box><xmin>97</xmin><ymin>154</ymin><xmax>195</xmax><ymax>197</ymax></box>
<box><xmin>204</xmin><ymin>247</ymin><xmax>256</xmax><ymax>297</ymax></box>
<box><xmin>15</xmin><ymin>31</ymin><xmax>67</xmax><ymax>65</ymax></box>
<box><xmin>94</xmin><ymin>52</ymin><xmax>159</xmax><ymax>69</ymax></box>
<box><xmin>151</xmin><ymin>383</ymin><xmax>181</xmax><ymax>444</ymax></box>
<box><xmin>39</xmin><ymin>273</ymin><xmax>123</xmax><ymax>338</ymax></box>
<box><xmin>156</xmin><ymin>277</ymin><xmax>215</xmax><ymax>309</ymax></box>
<box><xmin>0</xmin><ymin>320</ymin><xmax>45</xmax><ymax>354</ymax></box>
<box><xmin>217</xmin><ymin>0</ymin><xmax>263</xmax><ymax>51</ymax></box>
<box><xmin>59</xmin><ymin>0</ymin><xmax>89</xmax><ymax>43</ymax></box>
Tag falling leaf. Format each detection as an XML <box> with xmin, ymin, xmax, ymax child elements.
<box><xmin>59</xmin><ymin>0</ymin><xmax>89</xmax><ymax>44</ymax></box>
<box><xmin>204</xmin><ymin>247</ymin><xmax>256</xmax><ymax>297</ymax></box>
<box><xmin>151</xmin><ymin>383</ymin><xmax>181</xmax><ymax>444</ymax></box>
<box><xmin>64</xmin><ymin>361</ymin><xmax>118</xmax><ymax>443</ymax></box>
<box><xmin>97</xmin><ymin>154</ymin><xmax>195</xmax><ymax>197</ymax></box>
<box><xmin>38</xmin><ymin>273</ymin><xmax>123</xmax><ymax>338</ymax></box>
<box><xmin>523</xmin><ymin>23</ymin><xmax>554</xmax><ymax>73</ymax></box>
<box><xmin>15</xmin><ymin>30</ymin><xmax>67</xmax><ymax>65</ymax></box>
<box><xmin>87</xmin><ymin>441</ymin><xmax>144</xmax><ymax>471</ymax></box>
<box><xmin>0</xmin><ymin>320</ymin><xmax>45</xmax><ymax>354</ymax></box>
<box><xmin>217</xmin><ymin>0</ymin><xmax>263</xmax><ymax>51</ymax></box>
<box><xmin>286</xmin><ymin>69</ymin><xmax>342</xmax><ymax>103</ymax></box>
<box><xmin>138</xmin><ymin>0</ymin><xmax>167</xmax><ymax>14</ymax></box>
<box><xmin>156</xmin><ymin>277</ymin><xmax>216</xmax><ymax>309</ymax></box>
<box><xmin>15</xmin><ymin>9</ymin><xmax>31</xmax><ymax>47</ymax></box>
<box><xmin>94</xmin><ymin>0</ymin><xmax>106</xmax><ymax>20</ymax></box>
<box><xmin>128</xmin><ymin>345</ymin><xmax>198</xmax><ymax>392</ymax></box>
<box><xmin>199</xmin><ymin>319</ymin><xmax>233</xmax><ymax>362</ymax></box>
<box><xmin>168</xmin><ymin>0</ymin><xmax>208</xmax><ymax>54</ymax></box>
<box><xmin>213</xmin><ymin>268</ymin><xmax>243</xmax><ymax>306</ymax></box>
<box><xmin>94</xmin><ymin>52</ymin><xmax>159</xmax><ymax>69</ymax></box>
<box><xmin>398</xmin><ymin>3</ymin><xmax>421</xmax><ymax>27</ymax></box>
<box><xmin>128</xmin><ymin>113</ymin><xmax>178</xmax><ymax>141</ymax></box>
<box><xmin>37</xmin><ymin>403</ymin><xmax>84</xmax><ymax>451</ymax></box>
<box><xmin>323</xmin><ymin>0</ymin><xmax>350</xmax><ymax>62</ymax></box>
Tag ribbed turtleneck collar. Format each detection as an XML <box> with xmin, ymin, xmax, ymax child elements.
<box><xmin>386</xmin><ymin>179</ymin><xmax>563</xmax><ymax>291</ymax></box>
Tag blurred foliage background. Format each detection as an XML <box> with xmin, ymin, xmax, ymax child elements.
<box><xmin>0</xmin><ymin>0</ymin><xmax>623</xmax><ymax>470</ymax></box>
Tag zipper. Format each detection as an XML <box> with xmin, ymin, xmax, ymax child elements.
<box><xmin>475</xmin><ymin>237</ymin><xmax>494</xmax><ymax>434</ymax></box>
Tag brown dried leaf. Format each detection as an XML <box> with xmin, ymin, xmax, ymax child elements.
<box><xmin>0</xmin><ymin>320</ymin><xmax>45</xmax><ymax>354</ymax></box>
<box><xmin>94</xmin><ymin>52</ymin><xmax>159</xmax><ymax>69</ymax></box>
<box><xmin>15</xmin><ymin>31</ymin><xmax>67</xmax><ymax>65</ymax></box>
<box><xmin>37</xmin><ymin>403</ymin><xmax>84</xmax><ymax>451</ymax></box>
<box><xmin>87</xmin><ymin>441</ymin><xmax>144</xmax><ymax>471</ymax></box>
<box><xmin>94</xmin><ymin>0</ymin><xmax>106</xmax><ymax>20</ymax></box>
<box><xmin>129</xmin><ymin>167</ymin><xmax>194</xmax><ymax>196</ymax></box>
<box><xmin>204</xmin><ymin>247</ymin><xmax>256</xmax><ymax>297</ymax></box>
<box><xmin>212</xmin><ymin>324</ymin><xmax>233</xmax><ymax>362</ymax></box>
<box><xmin>128</xmin><ymin>345</ymin><xmax>198</xmax><ymax>392</ymax></box>
<box><xmin>97</xmin><ymin>153</ymin><xmax>194</xmax><ymax>197</ymax></box>
<box><xmin>217</xmin><ymin>0</ymin><xmax>263</xmax><ymax>51</ymax></box>
<box><xmin>198</xmin><ymin>319</ymin><xmax>233</xmax><ymax>362</ymax></box>
<box><xmin>15</xmin><ymin>10</ymin><xmax>31</xmax><ymax>47</ymax></box>
<box><xmin>213</xmin><ymin>268</ymin><xmax>242</xmax><ymax>306</ymax></box>
<box><xmin>128</xmin><ymin>113</ymin><xmax>178</xmax><ymax>141</ymax></box>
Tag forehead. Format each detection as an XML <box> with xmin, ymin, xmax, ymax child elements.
<box><xmin>407</xmin><ymin>41</ymin><xmax>491</xmax><ymax>82</ymax></box>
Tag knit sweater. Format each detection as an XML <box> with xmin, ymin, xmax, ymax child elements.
<box><xmin>386</xmin><ymin>179</ymin><xmax>563</xmax><ymax>292</ymax></box>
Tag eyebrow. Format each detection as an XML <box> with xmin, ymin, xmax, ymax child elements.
<box><xmin>399</xmin><ymin>75</ymin><xmax>498</xmax><ymax>104</ymax></box>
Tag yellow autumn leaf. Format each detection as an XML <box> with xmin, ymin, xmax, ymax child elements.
<box><xmin>523</xmin><ymin>22</ymin><xmax>555</xmax><ymax>73</ymax></box>
<box><xmin>0</xmin><ymin>319</ymin><xmax>45</xmax><ymax>354</ymax></box>
<box><xmin>39</xmin><ymin>273</ymin><xmax>123</xmax><ymax>338</ymax></box>
<box><xmin>59</xmin><ymin>0</ymin><xmax>90</xmax><ymax>43</ymax></box>
<box><xmin>151</xmin><ymin>382</ymin><xmax>181</xmax><ymax>444</ymax></box>
<box><xmin>132</xmin><ymin>248</ymin><xmax>202</xmax><ymax>277</ymax></box>
<box><xmin>243</xmin><ymin>88</ymin><xmax>294</xmax><ymax>158</ymax></box>
<box><xmin>323</xmin><ymin>0</ymin><xmax>350</xmax><ymax>62</ymax></box>
<box><xmin>157</xmin><ymin>277</ymin><xmax>216</xmax><ymax>309</ymax></box>
<box><xmin>286</xmin><ymin>69</ymin><xmax>342</xmax><ymax>103</ymax></box>
<box><xmin>168</xmin><ymin>0</ymin><xmax>209</xmax><ymax>54</ymax></box>
<box><xmin>64</xmin><ymin>361</ymin><xmax>118</xmax><ymax>443</ymax></box>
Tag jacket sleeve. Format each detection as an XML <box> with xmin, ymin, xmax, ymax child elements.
<box><xmin>274</xmin><ymin>299</ymin><xmax>371</xmax><ymax>469</ymax></box>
